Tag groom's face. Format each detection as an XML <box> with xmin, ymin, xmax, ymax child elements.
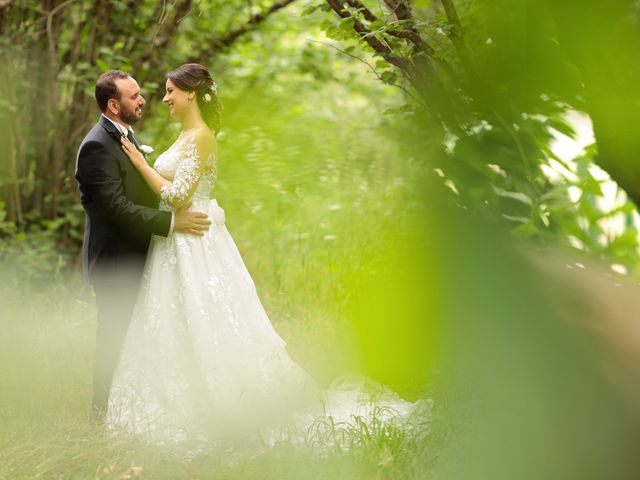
<box><xmin>112</xmin><ymin>76</ymin><xmax>145</xmax><ymax>125</ymax></box>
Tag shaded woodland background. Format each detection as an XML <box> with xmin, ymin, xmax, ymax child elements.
<box><xmin>2</xmin><ymin>0</ymin><xmax>640</xmax><ymax>274</ymax></box>
<box><xmin>3</xmin><ymin>0</ymin><xmax>640</xmax><ymax>478</ymax></box>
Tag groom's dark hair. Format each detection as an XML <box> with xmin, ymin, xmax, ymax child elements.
<box><xmin>95</xmin><ymin>70</ymin><xmax>130</xmax><ymax>112</ymax></box>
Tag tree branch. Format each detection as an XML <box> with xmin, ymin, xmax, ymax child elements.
<box><xmin>191</xmin><ymin>0</ymin><xmax>299</xmax><ymax>62</ymax></box>
<box><xmin>325</xmin><ymin>0</ymin><xmax>414</xmax><ymax>72</ymax></box>
<box><xmin>305</xmin><ymin>37</ymin><xmax>422</xmax><ymax>104</ymax></box>
<box><xmin>382</xmin><ymin>0</ymin><xmax>434</xmax><ymax>54</ymax></box>
<box><xmin>348</xmin><ymin>0</ymin><xmax>433</xmax><ymax>55</ymax></box>
<box><xmin>439</xmin><ymin>0</ymin><xmax>473</xmax><ymax>68</ymax></box>
<box><xmin>135</xmin><ymin>0</ymin><xmax>193</xmax><ymax>69</ymax></box>
<box><xmin>45</xmin><ymin>0</ymin><xmax>77</xmax><ymax>68</ymax></box>
<box><xmin>345</xmin><ymin>0</ymin><xmax>378</xmax><ymax>22</ymax></box>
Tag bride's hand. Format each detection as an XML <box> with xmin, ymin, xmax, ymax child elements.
<box><xmin>120</xmin><ymin>136</ymin><xmax>147</xmax><ymax>170</ymax></box>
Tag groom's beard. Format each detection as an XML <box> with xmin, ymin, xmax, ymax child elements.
<box><xmin>120</xmin><ymin>104</ymin><xmax>142</xmax><ymax>126</ymax></box>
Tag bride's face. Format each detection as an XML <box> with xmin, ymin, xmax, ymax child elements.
<box><xmin>162</xmin><ymin>79</ymin><xmax>194</xmax><ymax>120</ymax></box>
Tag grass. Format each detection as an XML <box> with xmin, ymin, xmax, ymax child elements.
<box><xmin>0</xmin><ymin>82</ymin><xmax>433</xmax><ymax>478</ymax></box>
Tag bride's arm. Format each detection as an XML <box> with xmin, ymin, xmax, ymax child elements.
<box><xmin>121</xmin><ymin>131</ymin><xmax>216</xmax><ymax>209</ymax></box>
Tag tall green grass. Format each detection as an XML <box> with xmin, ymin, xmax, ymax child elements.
<box><xmin>0</xmin><ymin>77</ymin><xmax>432</xmax><ymax>478</ymax></box>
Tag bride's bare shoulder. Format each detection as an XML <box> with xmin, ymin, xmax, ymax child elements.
<box><xmin>191</xmin><ymin>127</ymin><xmax>217</xmax><ymax>155</ymax></box>
<box><xmin>190</xmin><ymin>126</ymin><xmax>215</xmax><ymax>142</ymax></box>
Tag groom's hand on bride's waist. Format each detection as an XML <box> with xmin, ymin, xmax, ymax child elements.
<box><xmin>173</xmin><ymin>201</ymin><xmax>211</xmax><ymax>236</ymax></box>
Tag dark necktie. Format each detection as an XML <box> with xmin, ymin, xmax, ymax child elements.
<box><xmin>127</xmin><ymin>130</ymin><xmax>142</xmax><ymax>152</ymax></box>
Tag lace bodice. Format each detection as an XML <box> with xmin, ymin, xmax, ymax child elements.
<box><xmin>153</xmin><ymin>133</ymin><xmax>217</xmax><ymax>209</ymax></box>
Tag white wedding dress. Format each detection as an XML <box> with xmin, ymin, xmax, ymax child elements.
<box><xmin>106</xmin><ymin>133</ymin><xmax>428</xmax><ymax>455</ymax></box>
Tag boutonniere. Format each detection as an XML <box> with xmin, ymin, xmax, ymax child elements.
<box><xmin>140</xmin><ymin>145</ymin><xmax>154</xmax><ymax>155</ymax></box>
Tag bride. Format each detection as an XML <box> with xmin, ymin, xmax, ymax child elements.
<box><xmin>109</xmin><ymin>63</ymin><xmax>426</xmax><ymax>453</ymax></box>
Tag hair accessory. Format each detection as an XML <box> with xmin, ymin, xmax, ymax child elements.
<box><xmin>202</xmin><ymin>81</ymin><xmax>218</xmax><ymax>103</ymax></box>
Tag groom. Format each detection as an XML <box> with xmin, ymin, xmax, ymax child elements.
<box><xmin>75</xmin><ymin>70</ymin><xmax>211</xmax><ymax>422</ymax></box>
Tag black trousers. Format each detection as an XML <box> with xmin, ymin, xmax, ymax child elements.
<box><xmin>90</xmin><ymin>261</ymin><xmax>144</xmax><ymax>415</ymax></box>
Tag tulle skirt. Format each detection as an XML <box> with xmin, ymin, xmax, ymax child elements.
<box><xmin>106</xmin><ymin>198</ymin><xmax>428</xmax><ymax>454</ymax></box>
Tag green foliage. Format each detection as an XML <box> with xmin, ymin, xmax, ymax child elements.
<box><xmin>2</xmin><ymin>0</ymin><xmax>637</xmax><ymax>277</ymax></box>
<box><xmin>0</xmin><ymin>224</ymin><xmax>73</xmax><ymax>288</ymax></box>
<box><xmin>0</xmin><ymin>75</ymin><xmax>431</xmax><ymax>476</ymax></box>
<box><xmin>0</xmin><ymin>201</ymin><xmax>16</xmax><ymax>235</ymax></box>
<box><xmin>3</xmin><ymin>1</ymin><xmax>640</xmax><ymax>477</ymax></box>
<box><xmin>314</xmin><ymin>0</ymin><xmax>640</xmax><ymax>275</ymax></box>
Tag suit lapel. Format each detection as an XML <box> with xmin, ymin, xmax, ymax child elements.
<box><xmin>99</xmin><ymin>116</ymin><xmax>149</xmax><ymax>165</ymax></box>
<box><xmin>96</xmin><ymin>116</ymin><xmax>155</xmax><ymax>205</ymax></box>
<box><xmin>99</xmin><ymin>115</ymin><xmax>123</xmax><ymax>142</ymax></box>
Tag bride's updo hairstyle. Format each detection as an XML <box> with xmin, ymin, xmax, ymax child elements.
<box><xmin>167</xmin><ymin>63</ymin><xmax>222</xmax><ymax>135</ymax></box>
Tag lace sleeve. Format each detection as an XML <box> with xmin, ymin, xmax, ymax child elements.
<box><xmin>159</xmin><ymin>140</ymin><xmax>202</xmax><ymax>208</ymax></box>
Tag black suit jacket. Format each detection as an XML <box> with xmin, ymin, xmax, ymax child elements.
<box><xmin>75</xmin><ymin>116</ymin><xmax>171</xmax><ymax>285</ymax></box>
